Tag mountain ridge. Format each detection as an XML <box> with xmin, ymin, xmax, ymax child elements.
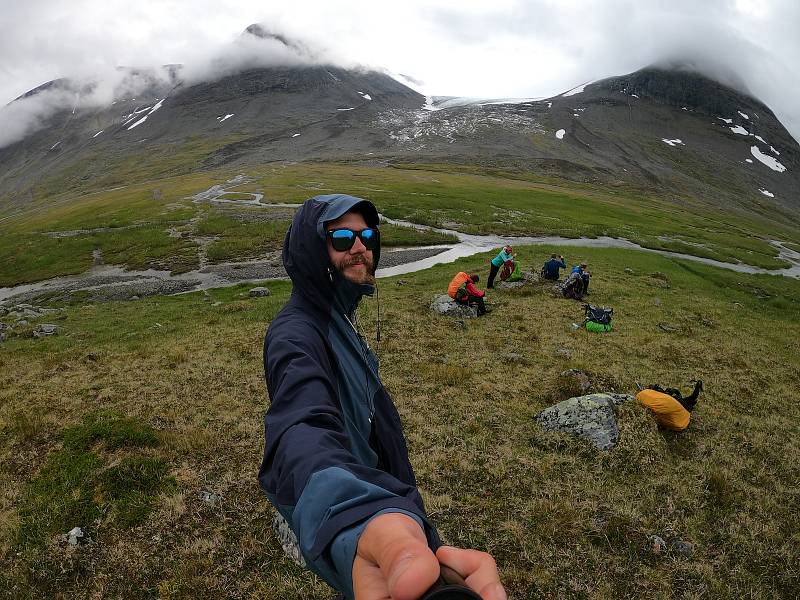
<box><xmin>0</xmin><ymin>58</ymin><xmax>797</xmax><ymax>223</ymax></box>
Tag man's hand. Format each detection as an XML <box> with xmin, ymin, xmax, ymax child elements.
<box><xmin>353</xmin><ymin>513</ymin><xmax>506</xmax><ymax>600</ymax></box>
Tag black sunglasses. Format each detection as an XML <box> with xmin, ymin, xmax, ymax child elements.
<box><xmin>326</xmin><ymin>227</ymin><xmax>380</xmax><ymax>252</ymax></box>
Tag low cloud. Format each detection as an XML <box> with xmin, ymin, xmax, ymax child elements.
<box><xmin>0</xmin><ymin>24</ymin><xmax>352</xmax><ymax>149</ymax></box>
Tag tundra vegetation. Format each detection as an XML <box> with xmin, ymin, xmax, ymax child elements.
<box><xmin>0</xmin><ymin>163</ymin><xmax>798</xmax><ymax>598</ymax></box>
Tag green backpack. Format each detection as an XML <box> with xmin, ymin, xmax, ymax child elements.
<box><xmin>507</xmin><ymin>262</ymin><xmax>523</xmax><ymax>282</ymax></box>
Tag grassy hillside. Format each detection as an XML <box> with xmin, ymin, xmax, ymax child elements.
<box><xmin>1</xmin><ymin>241</ymin><xmax>799</xmax><ymax>598</ymax></box>
<box><xmin>1</xmin><ymin>162</ymin><xmax>798</xmax><ymax>597</ymax></box>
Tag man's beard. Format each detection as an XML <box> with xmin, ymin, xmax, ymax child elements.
<box><xmin>338</xmin><ymin>255</ymin><xmax>376</xmax><ymax>285</ymax></box>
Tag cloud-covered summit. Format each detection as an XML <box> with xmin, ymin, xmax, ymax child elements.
<box><xmin>0</xmin><ymin>23</ymin><xmax>348</xmax><ymax>149</ymax></box>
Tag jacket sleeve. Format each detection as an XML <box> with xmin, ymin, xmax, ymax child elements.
<box><xmin>259</xmin><ymin>321</ymin><xmax>439</xmax><ymax>595</ymax></box>
<box><xmin>465</xmin><ymin>281</ymin><xmax>484</xmax><ymax>297</ymax></box>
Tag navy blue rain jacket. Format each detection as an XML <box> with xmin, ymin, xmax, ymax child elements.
<box><xmin>543</xmin><ymin>257</ymin><xmax>566</xmax><ymax>279</ymax></box>
<box><xmin>258</xmin><ymin>194</ymin><xmax>440</xmax><ymax>596</ymax></box>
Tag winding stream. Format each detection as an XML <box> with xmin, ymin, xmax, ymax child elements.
<box><xmin>2</xmin><ymin>182</ymin><xmax>798</xmax><ymax>305</ymax></box>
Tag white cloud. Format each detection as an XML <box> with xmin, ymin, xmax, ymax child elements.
<box><xmin>0</xmin><ymin>0</ymin><xmax>799</xmax><ymax>142</ymax></box>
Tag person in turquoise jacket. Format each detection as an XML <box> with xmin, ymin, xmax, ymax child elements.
<box><xmin>487</xmin><ymin>245</ymin><xmax>514</xmax><ymax>288</ymax></box>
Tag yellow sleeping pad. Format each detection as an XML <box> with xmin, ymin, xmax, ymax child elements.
<box><xmin>636</xmin><ymin>389</ymin><xmax>691</xmax><ymax>432</ymax></box>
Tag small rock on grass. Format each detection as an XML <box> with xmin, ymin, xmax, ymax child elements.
<box><xmin>560</xmin><ymin>368</ymin><xmax>591</xmax><ymax>393</ymax></box>
<box><xmin>249</xmin><ymin>286</ymin><xmax>271</xmax><ymax>297</ymax></box>
<box><xmin>648</xmin><ymin>534</ymin><xmax>667</xmax><ymax>555</ymax></box>
<box><xmin>199</xmin><ymin>490</ymin><xmax>223</xmax><ymax>505</ymax></box>
<box><xmin>34</xmin><ymin>324</ymin><xmax>58</xmax><ymax>338</ymax></box>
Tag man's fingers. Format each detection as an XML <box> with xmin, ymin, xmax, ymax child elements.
<box><xmin>436</xmin><ymin>546</ymin><xmax>507</xmax><ymax>600</ymax></box>
<box><xmin>356</xmin><ymin>513</ymin><xmax>439</xmax><ymax>600</ymax></box>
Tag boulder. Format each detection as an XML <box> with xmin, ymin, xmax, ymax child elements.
<box><xmin>0</xmin><ymin>332</ymin><xmax>6</xmax><ymax>343</ymax></box>
<box><xmin>430</xmin><ymin>294</ymin><xmax>478</xmax><ymax>319</ymax></box>
<box><xmin>536</xmin><ymin>393</ymin><xmax>633</xmax><ymax>450</ymax></box>
<box><xmin>249</xmin><ymin>286</ymin><xmax>271</xmax><ymax>297</ymax></box>
<box><xmin>272</xmin><ymin>511</ymin><xmax>306</xmax><ymax>568</ymax></box>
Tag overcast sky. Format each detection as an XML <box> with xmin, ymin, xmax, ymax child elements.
<box><xmin>1</xmin><ymin>0</ymin><xmax>799</xmax><ymax>142</ymax></box>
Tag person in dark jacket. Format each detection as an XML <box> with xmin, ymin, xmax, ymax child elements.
<box><xmin>259</xmin><ymin>194</ymin><xmax>505</xmax><ymax>600</ymax></box>
<box><xmin>542</xmin><ymin>254</ymin><xmax>566</xmax><ymax>280</ymax></box>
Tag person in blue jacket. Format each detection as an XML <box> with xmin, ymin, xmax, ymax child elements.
<box><xmin>259</xmin><ymin>194</ymin><xmax>505</xmax><ymax>600</ymax></box>
<box><xmin>571</xmin><ymin>262</ymin><xmax>591</xmax><ymax>293</ymax></box>
<box><xmin>541</xmin><ymin>253</ymin><xmax>566</xmax><ymax>280</ymax></box>
<box><xmin>487</xmin><ymin>245</ymin><xmax>514</xmax><ymax>288</ymax></box>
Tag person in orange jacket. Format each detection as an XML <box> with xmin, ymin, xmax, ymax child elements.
<box><xmin>454</xmin><ymin>274</ymin><xmax>490</xmax><ymax>315</ymax></box>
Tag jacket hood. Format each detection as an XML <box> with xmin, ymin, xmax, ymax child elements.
<box><xmin>283</xmin><ymin>194</ymin><xmax>381</xmax><ymax>312</ymax></box>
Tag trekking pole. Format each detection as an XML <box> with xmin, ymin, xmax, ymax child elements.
<box><xmin>419</xmin><ymin>565</ymin><xmax>483</xmax><ymax>600</ymax></box>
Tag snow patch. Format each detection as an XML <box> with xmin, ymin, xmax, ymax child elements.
<box><xmin>738</xmin><ymin>111</ymin><xmax>750</xmax><ymax>120</ymax></box>
<box><xmin>358</xmin><ymin>92</ymin><xmax>372</xmax><ymax>100</ymax></box>
<box><xmin>49</xmin><ymin>141</ymin><xmax>61</xmax><ymax>150</ymax></box>
<box><xmin>770</xmin><ymin>145</ymin><xmax>780</xmax><ymax>156</ymax></box>
<box><xmin>759</xmin><ymin>189</ymin><xmax>775</xmax><ymax>198</ymax></box>
<box><xmin>662</xmin><ymin>138</ymin><xmax>684</xmax><ymax>147</ymax></box>
<box><xmin>127</xmin><ymin>116</ymin><xmax>148</xmax><ymax>130</ymax></box>
<box><xmin>717</xmin><ymin>117</ymin><xmax>733</xmax><ymax>124</ymax></box>
<box><xmin>745</xmin><ymin>158</ymin><xmax>753</xmax><ymax>163</ymax></box>
<box><xmin>422</xmin><ymin>96</ymin><xmax>438</xmax><ymax>111</ymax></box>
<box><xmin>631</xmin><ymin>94</ymin><xmax>639</xmax><ymax>98</ymax></box>
<box><xmin>337</xmin><ymin>107</ymin><xmax>355</xmax><ymax>111</ymax></box>
<box><xmin>217</xmin><ymin>114</ymin><xmax>234</xmax><ymax>123</ymax></box>
<box><xmin>751</xmin><ymin>146</ymin><xmax>786</xmax><ymax>172</ymax></box>
<box><xmin>92</xmin><ymin>130</ymin><xmax>104</xmax><ymax>138</ymax></box>
<box><xmin>753</xmin><ymin>135</ymin><xmax>766</xmax><ymax>143</ymax></box>
<box><xmin>127</xmin><ymin>98</ymin><xmax>165</xmax><ymax>131</ymax></box>
<box><xmin>291</xmin><ymin>133</ymin><xmax>300</xmax><ymax>137</ymax></box>
<box><xmin>556</xmin><ymin>129</ymin><xmax>566</xmax><ymax>140</ymax></box>
<box><xmin>730</xmin><ymin>125</ymin><xmax>749</xmax><ymax>135</ymax></box>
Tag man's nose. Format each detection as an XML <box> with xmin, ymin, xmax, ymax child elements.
<box><xmin>350</xmin><ymin>235</ymin><xmax>367</xmax><ymax>253</ymax></box>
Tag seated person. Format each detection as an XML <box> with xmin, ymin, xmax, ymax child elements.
<box><xmin>558</xmin><ymin>270</ymin><xmax>585</xmax><ymax>300</ymax></box>
<box><xmin>450</xmin><ymin>273</ymin><xmax>489</xmax><ymax>315</ymax></box>
<box><xmin>542</xmin><ymin>254</ymin><xmax>566</xmax><ymax>280</ymax></box>
<box><xmin>571</xmin><ymin>263</ymin><xmax>591</xmax><ymax>293</ymax></box>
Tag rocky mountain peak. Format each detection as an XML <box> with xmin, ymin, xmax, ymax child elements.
<box><xmin>596</xmin><ymin>66</ymin><xmax>769</xmax><ymax>118</ymax></box>
<box><xmin>242</xmin><ymin>24</ymin><xmax>310</xmax><ymax>57</ymax></box>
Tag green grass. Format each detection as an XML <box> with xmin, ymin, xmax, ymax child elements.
<box><xmin>1</xmin><ymin>241</ymin><xmax>798</xmax><ymax>598</ymax></box>
<box><xmin>13</xmin><ymin>412</ymin><xmax>173</xmax><ymax>555</ymax></box>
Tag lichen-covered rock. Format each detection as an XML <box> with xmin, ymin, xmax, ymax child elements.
<box><xmin>272</xmin><ymin>511</ymin><xmax>306</xmax><ymax>568</ymax></box>
<box><xmin>536</xmin><ymin>393</ymin><xmax>633</xmax><ymax>450</ymax></box>
<box><xmin>430</xmin><ymin>294</ymin><xmax>478</xmax><ymax>319</ymax></box>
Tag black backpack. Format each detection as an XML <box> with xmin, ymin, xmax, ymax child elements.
<box><xmin>584</xmin><ymin>303</ymin><xmax>613</xmax><ymax>325</ymax></box>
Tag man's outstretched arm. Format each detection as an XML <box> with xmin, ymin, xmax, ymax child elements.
<box><xmin>354</xmin><ymin>513</ymin><xmax>506</xmax><ymax>600</ymax></box>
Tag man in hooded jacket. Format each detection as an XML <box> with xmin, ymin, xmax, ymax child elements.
<box><xmin>259</xmin><ymin>194</ymin><xmax>505</xmax><ymax>600</ymax></box>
